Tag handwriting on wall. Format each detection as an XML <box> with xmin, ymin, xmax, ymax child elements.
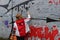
<box><xmin>49</xmin><ymin>0</ymin><xmax>60</xmax><ymax>5</ymax></box>
<box><xmin>0</xmin><ymin>0</ymin><xmax>34</xmax><ymax>16</ymax></box>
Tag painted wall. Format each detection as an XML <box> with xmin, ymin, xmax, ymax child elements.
<box><xmin>0</xmin><ymin>0</ymin><xmax>60</xmax><ymax>38</ymax></box>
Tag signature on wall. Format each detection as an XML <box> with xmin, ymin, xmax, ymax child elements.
<box><xmin>0</xmin><ymin>0</ymin><xmax>34</xmax><ymax>16</ymax></box>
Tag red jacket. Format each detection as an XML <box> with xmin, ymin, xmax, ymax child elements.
<box><xmin>13</xmin><ymin>14</ymin><xmax>31</xmax><ymax>37</ymax></box>
<box><xmin>15</xmin><ymin>19</ymin><xmax>26</xmax><ymax>36</ymax></box>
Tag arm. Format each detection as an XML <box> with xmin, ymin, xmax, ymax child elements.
<box><xmin>24</xmin><ymin>11</ymin><xmax>31</xmax><ymax>22</ymax></box>
<box><xmin>13</xmin><ymin>22</ymin><xmax>16</xmax><ymax>31</ymax></box>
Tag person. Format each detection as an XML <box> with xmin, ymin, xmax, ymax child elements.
<box><xmin>13</xmin><ymin>11</ymin><xmax>31</xmax><ymax>40</ymax></box>
<box><xmin>10</xmin><ymin>31</ymin><xmax>17</xmax><ymax>40</ymax></box>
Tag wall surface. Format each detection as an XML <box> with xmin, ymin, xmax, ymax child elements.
<box><xmin>0</xmin><ymin>0</ymin><xmax>60</xmax><ymax>38</ymax></box>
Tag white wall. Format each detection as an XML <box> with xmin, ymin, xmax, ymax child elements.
<box><xmin>0</xmin><ymin>0</ymin><xmax>60</xmax><ymax>38</ymax></box>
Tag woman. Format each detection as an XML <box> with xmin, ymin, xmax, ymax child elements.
<box><xmin>13</xmin><ymin>11</ymin><xmax>31</xmax><ymax>40</ymax></box>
